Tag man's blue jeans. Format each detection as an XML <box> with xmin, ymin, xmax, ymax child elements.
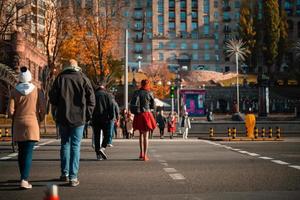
<box><xmin>108</xmin><ymin>120</ymin><xmax>114</xmax><ymax>144</ymax></box>
<box><xmin>18</xmin><ymin>141</ymin><xmax>36</xmax><ymax>180</ymax></box>
<box><xmin>59</xmin><ymin>125</ymin><xmax>84</xmax><ymax>180</ymax></box>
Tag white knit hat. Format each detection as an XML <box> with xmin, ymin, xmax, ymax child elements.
<box><xmin>19</xmin><ymin>67</ymin><xmax>32</xmax><ymax>83</ymax></box>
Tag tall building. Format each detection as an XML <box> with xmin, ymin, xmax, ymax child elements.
<box><xmin>125</xmin><ymin>0</ymin><xmax>242</xmax><ymax>73</ymax></box>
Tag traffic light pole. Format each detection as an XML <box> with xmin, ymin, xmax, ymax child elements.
<box><xmin>171</xmin><ymin>97</ymin><xmax>174</xmax><ymax>114</ymax></box>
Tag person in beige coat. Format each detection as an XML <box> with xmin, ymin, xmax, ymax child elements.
<box><xmin>9</xmin><ymin>66</ymin><xmax>45</xmax><ymax>189</ymax></box>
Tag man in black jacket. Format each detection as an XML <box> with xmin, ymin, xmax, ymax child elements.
<box><xmin>49</xmin><ymin>59</ymin><xmax>95</xmax><ymax>187</ymax></box>
<box><xmin>91</xmin><ymin>84</ymin><xmax>114</xmax><ymax>160</ymax></box>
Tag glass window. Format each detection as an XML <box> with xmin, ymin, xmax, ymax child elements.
<box><xmin>180</xmin><ymin>0</ymin><xmax>186</xmax><ymax>8</ymax></box>
<box><xmin>192</xmin><ymin>53</ymin><xmax>198</xmax><ymax>61</ymax></box>
<box><xmin>192</xmin><ymin>22</ymin><xmax>198</xmax><ymax>30</ymax></box>
<box><xmin>169</xmin><ymin>0</ymin><xmax>175</xmax><ymax>8</ymax></box>
<box><xmin>169</xmin><ymin>22</ymin><xmax>175</xmax><ymax>30</ymax></box>
<box><xmin>214</xmin><ymin>0</ymin><xmax>218</xmax><ymax>8</ymax></box>
<box><xmin>181</xmin><ymin>42</ymin><xmax>187</xmax><ymax>49</ymax></box>
<box><xmin>146</xmin><ymin>10</ymin><xmax>152</xmax><ymax>17</ymax></box>
<box><xmin>191</xmin><ymin>31</ymin><xmax>198</xmax><ymax>39</ymax></box>
<box><xmin>135</xmin><ymin>44</ymin><xmax>142</xmax><ymax>51</ymax></box>
<box><xmin>192</xmin><ymin>11</ymin><xmax>198</xmax><ymax>19</ymax></box>
<box><xmin>181</xmin><ymin>11</ymin><xmax>186</xmax><ymax>21</ymax></box>
<box><xmin>214</xmin><ymin>22</ymin><xmax>219</xmax><ymax>30</ymax></box>
<box><xmin>159</xmin><ymin>52</ymin><xmax>164</xmax><ymax>61</ymax></box>
<box><xmin>158</xmin><ymin>15</ymin><xmax>164</xmax><ymax>24</ymax></box>
<box><xmin>234</xmin><ymin>1</ymin><xmax>240</xmax><ymax>9</ymax></box>
<box><xmin>158</xmin><ymin>25</ymin><xmax>164</xmax><ymax>33</ymax></box>
<box><xmin>203</xmin><ymin>25</ymin><xmax>210</xmax><ymax>35</ymax></box>
<box><xmin>204</xmin><ymin>42</ymin><xmax>210</xmax><ymax>49</ymax></box>
<box><xmin>158</xmin><ymin>0</ymin><xmax>164</xmax><ymax>13</ymax></box>
<box><xmin>204</xmin><ymin>53</ymin><xmax>210</xmax><ymax>61</ymax></box>
<box><xmin>147</xmin><ymin>32</ymin><xmax>152</xmax><ymax>39</ymax></box>
<box><xmin>214</xmin><ymin>33</ymin><xmax>219</xmax><ymax>40</ymax></box>
<box><xmin>147</xmin><ymin>44</ymin><xmax>151</xmax><ymax>50</ymax></box>
<box><xmin>147</xmin><ymin>0</ymin><xmax>152</xmax><ymax>7</ymax></box>
<box><xmin>169</xmin><ymin>11</ymin><xmax>175</xmax><ymax>18</ymax></box>
<box><xmin>146</xmin><ymin>22</ymin><xmax>152</xmax><ymax>29</ymax></box>
<box><xmin>192</xmin><ymin>43</ymin><xmax>198</xmax><ymax>49</ymax></box>
<box><xmin>214</xmin><ymin>12</ymin><xmax>219</xmax><ymax>19</ymax></box>
<box><xmin>203</xmin><ymin>0</ymin><xmax>210</xmax><ymax>14</ymax></box>
<box><xmin>170</xmin><ymin>53</ymin><xmax>176</xmax><ymax>60</ymax></box>
<box><xmin>169</xmin><ymin>42</ymin><xmax>176</xmax><ymax>49</ymax></box>
<box><xmin>235</xmin><ymin>13</ymin><xmax>240</xmax><ymax>20</ymax></box>
<box><xmin>215</xmin><ymin>44</ymin><xmax>219</xmax><ymax>50</ymax></box>
<box><xmin>180</xmin><ymin>22</ymin><xmax>187</xmax><ymax>31</ymax></box>
<box><xmin>169</xmin><ymin>31</ymin><xmax>176</xmax><ymax>38</ymax></box>
<box><xmin>158</xmin><ymin>42</ymin><xmax>164</xmax><ymax>49</ymax></box>
<box><xmin>192</xmin><ymin>0</ymin><xmax>198</xmax><ymax>8</ymax></box>
<box><xmin>204</xmin><ymin>16</ymin><xmax>209</xmax><ymax>24</ymax></box>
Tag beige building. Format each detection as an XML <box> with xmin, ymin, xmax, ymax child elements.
<box><xmin>125</xmin><ymin>0</ymin><xmax>241</xmax><ymax>73</ymax></box>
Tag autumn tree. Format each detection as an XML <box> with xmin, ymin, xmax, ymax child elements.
<box><xmin>239</xmin><ymin>0</ymin><xmax>256</xmax><ymax>70</ymax></box>
<box><xmin>71</xmin><ymin>0</ymin><xmax>126</xmax><ymax>85</ymax></box>
<box><xmin>142</xmin><ymin>63</ymin><xmax>174</xmax><ymax>99</ymax></box>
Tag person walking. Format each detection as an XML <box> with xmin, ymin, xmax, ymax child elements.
<box><xmin>107</xmin><ymin>98</ymin><xmax>119</xmax><ymax>147</ymax></box>
<box><xmin>131</xmin><ymin>79</ymin><xmax>156</xmax><ymax>161</ymax></box>
<box><xmin>49</xmin><ymin>59</ymin><xmax>95</xmax><ymax>187</ymax></box>
<box><xmin>181</xmin><ymin>112</ymin><xmax>191</xmax><ymax>139</ymax></box>
<box><xmin>156</xmin><ymin>110</ymin><xmax>167</xmax><ymax>139</ymax></box>
<box><xmin>126</xmin><ymin>111</ymin><xmax>134</xmax><ymax>138</ymax></box>
<box><xmin>91</xmin><ymin>84</ymin><xmax>114</xmax><ymax>160</ymax></box>
<box><xmin>9</xmin><ymin>66</ymin><xmax>45</xmax><ymax>189</ymax></box>
<box><xmin>120</xmin><ymin>109</ymin><xmax>128</xmax><ymax>138</ymax></box>
<box><xmin>167</xmin><ymin>112</ymin><xmax>176</xmax><ymax>139</ymax></box>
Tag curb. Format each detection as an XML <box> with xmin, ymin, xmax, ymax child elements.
<box><xmin>199</xmin><ymin>137</ymin><xmax>284</xmax><ymax>141</ymax></box>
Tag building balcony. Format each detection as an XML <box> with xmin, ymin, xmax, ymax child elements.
<box><xmin>134</xmin><ymin>5</ymin><xmax>143</xmax><ymax>10</ymax></box>
<box><xmin>132</xmin><ymin>15</ymin><xmax>143</xmax><ymax>20</ymax></box>
<box><xmin>132</xmin><ymin>26</ymin><xmax>144</xmax><ymax>32</ymax></box>
<box><xmin>223</xmin><ymin>18</ymin><xmax>232</xmax><ymax>23</ymax></box>
<box><xmin>223</xmin><ymin>28</ymin><xmax>232</xmax><ymax>33</ymax></box>
<box><xmin>133</xmin><ymin>49</ymin><xmax>143</xmax><ymax>54</ymax></box>
<box><xmin>223</xmin><ymin>6</ymin><xmax>231</xmax><ymax>12</ymax></box>
<box><xmin>132</xmin><ymin>36</ymin><xmax>143</xmax><ymax>43</ymax></box>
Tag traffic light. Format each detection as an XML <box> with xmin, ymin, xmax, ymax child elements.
<box><xmin>170</xmin><ymin>85</ymin><xmax>175</xmax><ymax>98</ymax></box>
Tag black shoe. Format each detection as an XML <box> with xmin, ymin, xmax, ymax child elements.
<box><xmin>60</xmin><ymin>175</ymin><xmax>69</xmax><ymax>182</ymax></box>
<box><xmin>99</xmin><ymin>148</ymin><xmax>108</xmax><ymax>160</ymax></box>
<box><xmin>96</xmin><ymin>154</ymin><xmax>103</xmax><ymax>161</ymax></box>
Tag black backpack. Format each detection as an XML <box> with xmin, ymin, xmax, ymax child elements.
<box><xmin>130</xmin><ymin>91</ymin><xmax>141</xmax><ymax>115</ymax></box>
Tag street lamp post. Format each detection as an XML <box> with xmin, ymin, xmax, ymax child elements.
<box><xmin>235</xmin><ymin>53</ymin><xmax>240</xmax><ymax>113</ymax></box>
<box><xmin>124</xmin><ymin>29</ymin><xmax>129</xmax><ymax>111</ymax></box>
<box><xmin>137</xmin><ymin>55</ymin><xmax>142</xmax><ymax>72</ymax></box>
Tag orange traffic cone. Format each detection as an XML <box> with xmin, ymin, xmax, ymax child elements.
<box><xmin>44</xmin><ymin>184</ymin><xmax>60</xmax><ymax>200</ymax></box>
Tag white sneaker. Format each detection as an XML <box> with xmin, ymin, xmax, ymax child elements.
<box><xmin>20</xmin><ymin>180</ymin><xmax>32</xmax><ymax>189</ymax></box>
<box><xmin>107</xmin><ymin>144</ymin><xmax>114</xmax><ymax>147</ymax></box>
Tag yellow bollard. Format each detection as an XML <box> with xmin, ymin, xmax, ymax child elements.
<box><xmin>227</xmin><ymin>128</ymin><xmax>231</xmax><ymax>137</ymax></box>
<box><xmin>261</xmin><ymin>127</ymin><xmax>266</xmax><ymax>138</ymax></box>
<box><xmin>209</xmin><ymin>127</ymin><xmax>214</xmax><ymax>138</ymax></box>
<box><xmin>276</xmin><ymin>127</ymin><xmax>281</xmax><ymax>139</ymax></box>
<box><xmin>0</xmin><ymin>129</ymin><xmax>2</xmax><ymax>138</ymax></box>
<box><xmin>254</xmin><ymin>127</ymin><xmax>259</xmax><ymax>139</ymax></box>
<box><xmin>5</xmin><ymin>128</ymin><xmax>9</xmax><ymax>137</ymax></box>
<box><xmin>268</xmin><ymin>127</ymin><xmax>273</xmax><ymax>138</ymax></box>
<box><xmin>232</xmin><ymin>127</ymin><xmax>237</xmax><ymax>139</ymax></box>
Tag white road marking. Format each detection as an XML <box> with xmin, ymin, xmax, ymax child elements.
<box><xmin>259</xmin><ymin>156</ymin><xmax>273</xmax><ymax>160</ymax></box>
<box><xmin>163</xmin><ymin>168</ymin><xmax>177</xmax><ymax>173</ymax></box>
<box><xmin>238</xmin><ymin>151</ymin><xmax>249</xmax><ymax>154</ymax></box>
<box><xmin>289</xmin><ymin>165</ymin><xmax>300</xmax><ymax>170</ymax></box>
<box><xmin>39</xmin><ymin>140</ymin><xmax>55</xmax><ymax>146</ymax></box>
<box><xmin>271</xmin><ymin>160</ymin><xmax>289</xmax><ymax>165</ymax></box>
<box><xmin>0</xmin><ymin>139</ymin><xmax>55</xmax><ymax>160</ymax></box>
<box><xmin>169</xmin><ymin>173</ymin><xmax>185</xmax><ymax>180</ymax></box>
<box><xmin>247</xmin><ymin>153</ymin><xmax>260</xmax><ymax>157</ymax></box>
<box><xmin>7</xmin><ymin>153</ymin><xmax>18</xmax><ymax>157</ymax></box>
<box><xmin>158</xmin><ymin>159</ymin><xmax>166</xmax><ymax>163</ymax></box>
<box><xmin>232</xmin><ymin>148</ymin><xmax>241</xmax><ymax>151</ymax></box>
<box><xmin>0</xmin><ymin>156</ymin><xmax>11</xmax><ymax>160</ymax></box>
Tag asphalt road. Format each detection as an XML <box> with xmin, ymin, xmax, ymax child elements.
<box><xmin>0</xmin><ymin>137</ymin><xmax>300</xmax><ymax>200</ymax></box>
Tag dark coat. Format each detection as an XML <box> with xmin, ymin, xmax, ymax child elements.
<box><xmin>49</xmin><ymin>69</ymin><xmax>95</xmax><ymax>127</ymax></box>
<box><xmin>92</xmin><ymin>88</ymin><xmax>114</xmax><ymax>125</ymax></box>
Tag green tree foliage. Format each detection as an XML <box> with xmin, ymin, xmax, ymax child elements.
<box><xmin>263</xmin><ymin>0</ymin><xmax>281</xmax><ymax>73</ymax></box>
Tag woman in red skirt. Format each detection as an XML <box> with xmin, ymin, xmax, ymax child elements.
<box><xmin>132</xmin><ymin>79</ymin><xmax>156</xmax><ymax>161</ymax></box>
